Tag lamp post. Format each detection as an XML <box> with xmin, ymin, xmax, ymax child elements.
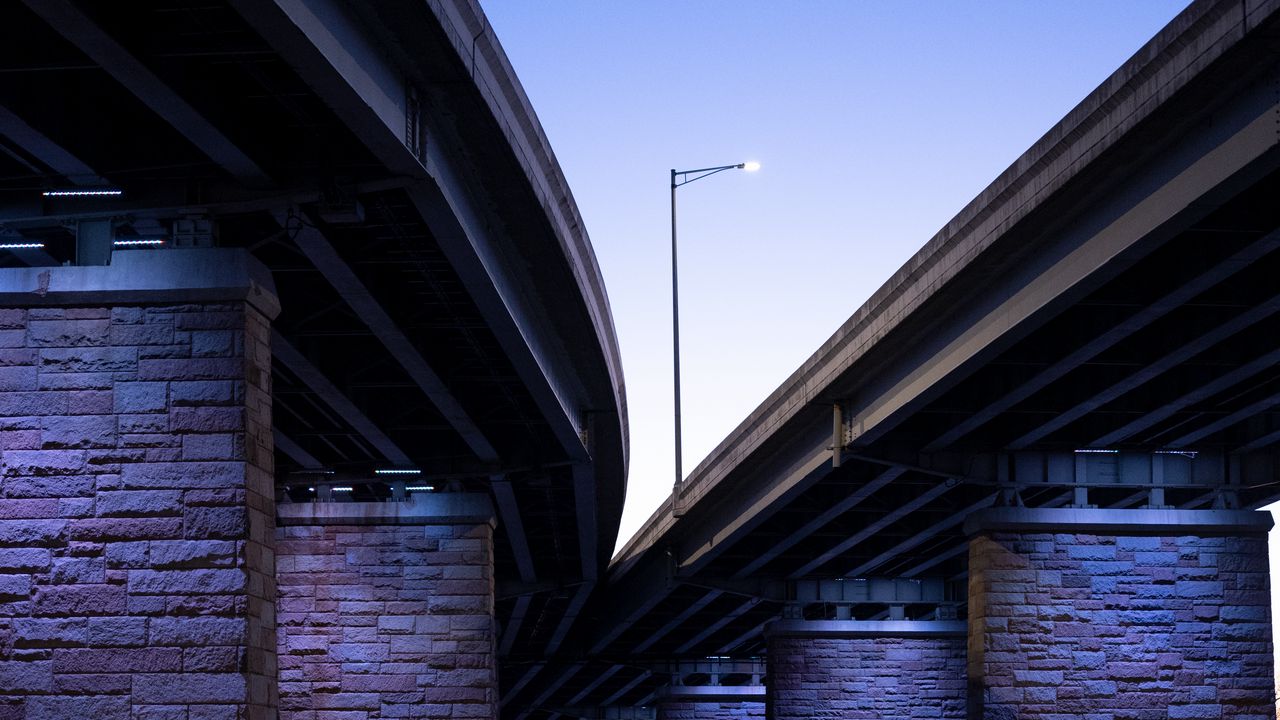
<box><xmin>670</xmin><ymin>161</ymin><xmax>760</xmax><ymax>496</ymax></box>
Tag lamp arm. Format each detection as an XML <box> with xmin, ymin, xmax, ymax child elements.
<box><xmin>672</xmin><ymin>164</ymin><xmax>745</xmax><ymax>188</ymax></box>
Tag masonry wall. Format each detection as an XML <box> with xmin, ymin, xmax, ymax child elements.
<box><xmin>276</xmin><ymin>522</ymin><xmax>497</xmax><ymax>720</ymax></box>
<box><xmin>969</xmin><ymin>530</ymin><xmax>1275</xmax><ymax>718</ymax></box>
<box><xmin>767</xmin><ymin>635</ymin><xmax>966</xmax><ymax>719</ymax></box>
<box><xmin>0</xmin><ymin>300</ymin><xmax>277</xmax><ymax>719</ymax></box>
<box><xmin>656</xmin><ymin>700</ymin><xmax>765</xmax><ymax>720</ymax></box>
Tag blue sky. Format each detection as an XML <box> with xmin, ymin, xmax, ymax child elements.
<box><xmin>483</xmin><ymin>0</ymin><xmax>1192</xmax><ymax>547</ymax></box>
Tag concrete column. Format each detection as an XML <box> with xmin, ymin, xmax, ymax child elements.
<box><xmin>967</xmin><ymin>507</ymin><xmax>1275</xmax><ymax>718</ymax></box>
<box><xmin>275</xmin><ymin>494</ymin><xmax>497</xmax><ymax>720</ymax></box>
<box><xmin>655</xmin><ymin>686</ymin><xmax>765</xmax><ymax>720</ymax></box>
<box><xmin>0</xmin><ymin>249</ymin><xmax>280</xmax><ymax>719</ymax></box>
<box><xmin>764</xmin><ymin>619</ymin><xmax>967</xmax><ymax>719</ymax></box>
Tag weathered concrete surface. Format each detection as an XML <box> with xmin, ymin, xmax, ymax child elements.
<box><xmin>276</xmin><ymin>522</ymin><xmax>497</xmax><ymax>720</ymax></box>
<box><xmin>968</xmin><ymin>510</ymin><xmax>1275</xmax><ymax>718</ymax></box>
<box><xmin>0</xmin><ymin>250</ymin><xmax>280</xmax><ymax>719</ymax></box>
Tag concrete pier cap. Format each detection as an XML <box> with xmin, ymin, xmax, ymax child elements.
<box><xmin>964</xmin><ymin>506</ymin><xmax>1274</xmax><ymax>536</ymax></box>
<box><xmin>0</xmin><ymin>247</ymin><xmax>279</xmax><ymax>318</ymax></box>
<box><xmin>763</xmin><ymin>619</ymin><xmax>968</xmax><ymax>638</ymax></box>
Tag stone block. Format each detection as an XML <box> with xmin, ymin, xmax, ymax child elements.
<box><xmin>114</xmin><ymin>382</ymin><xmax>169</xmax><ymax>414</ymax></box>
<box><xmin>133</xmin><ymin>673</ymin><xmax>247</xmax><ymax>704</ymax></box>
<box><xmin>149</xmin><ymin>540</ymin><xmax>238</xmax><ymax>568</ymax></box>
<box><xmin>121</xmin><ymin>461</ymin><xmax>245</xmax><ymax>489</ymax></box>
<box><xmin>86</xmin><ymin>617</ymin><xmax>148</xmax><ymax>647</ymax></box>
<box><xmin>183</xmin><ymin>645</ymin><xmax>241</xmax><ymax>672</ymax></box>
<box><xmin>169</xmin><ymin>407</ymin><xmax>244</xmax><ymax>433</ymax></box>
<box><xmin>2</xmin><ymin>450</ymin><xmax>86</xmax><ymax>477</ymax></box>
<box><xmin>170</xmin><ymin>381</ymin><xmax>235</xmax><ymax>406</ymax></box>
<box><xmin>31</xmin><ymin>584</ymin><xmax>127</xmax><ymax>616</ymax></box>
<box><xmin>127</xmin><ymin>569</ymin><xmax>247</xmax><ymax>595</ymax></box>
<box><xmin>69</xmin><ymin>518</ymin><xmax>182</xmax><ymax>542</ymax></box>
<box><xmin>0</xmin><ymin>548</ymin><xmax>50</xmax><ymax>571</ymax></box>
<box><xmin>52</xmin><ymin>648</ymin><xmax>183</xmax><ymax>673</ymax></box>
<box><xmin>28</xmin><ymin>319</ymin><xmax>109</xmax><ymax>347</ymax></box>
<box><xmin>149</xmin><ymin>617</ymin><xmax>246</xmax><ymax>647</ymax></box>
<box><xmin>184</xmin><ymin>506</ymin><xmax>247</xmax><ymax>539</ymax></box>
<box><xmin>4</xmin><ymin>475</ymin><xmax>95</xmax><ymax>498</ymax></box>
<box><xmin>138</xmin><ymin>358</ymin><xmax>242</xmax><ymax>382</ymax></box>
<box><xmin>0</xmin><ymin>660</ymin><xmax>55</xmax><ymax>692</ymax></box>
<box><xmin>38</xmin><ymin>347</ymin><xmax>135</xmax><ymax>373</ymax></box>
<box><xmin>49</xmin><ymin>556</ymin><xmax>106</xmax><ymax>584</ymax></box>
<box><xmin>24</xmin><ymin>695</ymin><xmax>130</xmax><ymax>720</ymax></box>
<box><xmin>95</xmin><ymin>490</ymin><xmax>183</xmax><ymax>517</ymax></box>
<box><xmin>0</xmin><ymin>519</ymin><xmax>66</xmax><ymax>546</ymax></box>
<box><xmin>0</xmin><ymin>366</ymin><xmax>36</xmax><ymax>392</ymax></box>
<box><xmin>11</xmin><ymin>618</ymin><xmax>88</xmax><ymax>647</ymax></box>
<box><xmin>40</xmin><ymin>415</ymin><xmax>116</xmax><ymax>449</ymax></box>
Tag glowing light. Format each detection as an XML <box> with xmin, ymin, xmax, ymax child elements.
<box><xmin>42</xmin><ymin>188</ymin><xmax>123</xmax><ymax>197</ymax></box>
<box><xmin>406</xmin><ymin>485</ymin><xmax>435</xmax><ymax>492</ymax></box>
<box><xmin>374</xmin><ymin>468</ymin><xmax>421</xmax><ymax>475</ymax></box>
<box><xmin>331</xmin><ymin>486</ymin><xmax>354</xmax><ymax>492</ymax></box>
<box><xmin>0</xmin><ymin>243</ymin><xmax>45</xmax><ymax>249</ymax></box>
<box><xmin>742</xmin><ymin>161</ymin><xmax>761</xmax><ymax>172</ymax></box>
<box><xmin>1074</xmin><ymin>449</ymin><xmax>1118</xmax><ymax>454</ymax></box>
<box><xmin>113</xmin><ymin>239</ymin><xmax>165</xmax><ymax>247</ymax></box>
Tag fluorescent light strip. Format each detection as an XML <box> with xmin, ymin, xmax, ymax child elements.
<box><xmin>42</xmin><ymin>188</ymin><xmax>123</xmax><ymax>197</ymax></box>
<box><xmin>405</xmin><ymin>485</ymin><xmax>434</xmax><ymax>492</ymax></box>
<box><xmin>374</xmin><ymin>468</ymin><xmax>421</xmax><ymax>475</ymax></box>
<box><xmin>331</xmin><ymin>486</ymin><xmax>354</xmax><ymax>492</ymax></box>
<box><xmin>0</xmin><ymin>243</ymin><xmax>45</xmax><ymax>250</ymax></box>
<box><xmin>113</xmin><ymin>239</ymin><xmax>165</xmax><ymax>247</ymax></box>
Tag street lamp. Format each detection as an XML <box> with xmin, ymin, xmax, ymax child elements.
<box><xmin>670</xmin><ymin>161</ymin><xmax>760</xmax><ymax>495</ymax></box>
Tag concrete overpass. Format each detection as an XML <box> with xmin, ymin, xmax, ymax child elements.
<box><xmin>505</xmin><ymin>1</ymin><xmax>1280</xmax><ymax>718</ymax></box>
<box><xmin>0</xmin><ymin>1</ymin><xmax>624</xmax><ymax>719</ymax></box>
<box><xmin>2</xmin><ymin>1</ymin><xmax>1280</xmax><ymax>719</ymax></box>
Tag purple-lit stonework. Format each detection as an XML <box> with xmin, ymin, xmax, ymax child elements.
<box><xmin>276</xmin><ymin>520</ymin><xmax>497</xmax><ymax>719</ymax></box>
<box><xmin>765</xmin><ymin>621</ymin><xmax>966</xmax><ymax>719</ymax></box>
<box><xmin>967</xmin><ymin>508</ymin><xmax>1275</xmax><ymax>719</ymax></box>
<box><xmin>0</xmin><ymin>250</ymin><xmax>279</xmax><ymax>719</ymax></box>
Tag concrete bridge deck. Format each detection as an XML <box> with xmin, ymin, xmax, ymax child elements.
<box><xmin>510</xmin><ymin>0</ymin><xmax>1280</xmax><ymax>716</ymax></box>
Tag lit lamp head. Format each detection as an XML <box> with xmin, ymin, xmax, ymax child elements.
<box><xmin>741</xmin><ymin>161</ymin><xmax>761</xmax><ymax>172</ymax></box>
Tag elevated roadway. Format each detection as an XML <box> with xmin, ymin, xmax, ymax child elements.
<box><xmin>0</xmin><ymin>0</ymin><xmax>627</xmax><ymax>699</ymax></box>
<box><xmin>506</xmin><ymin>0</ymin><xmax>1280</xmax><ymax>715</ymax></box>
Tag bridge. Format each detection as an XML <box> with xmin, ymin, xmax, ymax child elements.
<box><xmin>0</xmin><ymin>1</ymin><xmax>624</xmax><ymax>718</ymax></box>
<box><xmin>499</xmin><ymin>0</ymin><xmax>1280</xmax><ymax>718</ymax></box>
<box><xmin>0</xmin><ymin>0</ymin><xmax>1276</xmax><ymax>720</ymax></box>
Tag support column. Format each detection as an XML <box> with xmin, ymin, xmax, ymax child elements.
<box><xmin>0</xmin><ymin>249</ymin><xmax>280</xmax><ymax>719</ymax></box>
<box><xmin>275</xmin><ymin>494</ymin><xmax>497</xmax><ymax>720</ymax></box>
<box><xmin>966</xmin><ymin>507</ymin><xmax>1275</xmax><ymax>718</ymax></box>
<box><xmin>764</xmin><ymin>619</ymin><xmax>967</xmax><ymax>719</ymax></box>
<box><xmin>655</xmin><ymin>686</ymin><xmax>765</xmax><ymax>720</ymax></box>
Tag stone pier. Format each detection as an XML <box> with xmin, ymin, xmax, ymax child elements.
<box><xmin>966</xmin><ymin>507</ymin><xmax>1275</xmax><ymax>719</ymax></box>
<box><xmin>764</xmin><ymin>619</ymin><xmax>967</xmax><ymax>719</ymax></box>
<box><xmin>275</xmin><ymin>494</ymin><xmax>497</xmax><ymax>720</ymax></box>
<box><xmin>0</xmin><ymin>249</ymin><xmax>280</xmax><ymax>719</ymax></box>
